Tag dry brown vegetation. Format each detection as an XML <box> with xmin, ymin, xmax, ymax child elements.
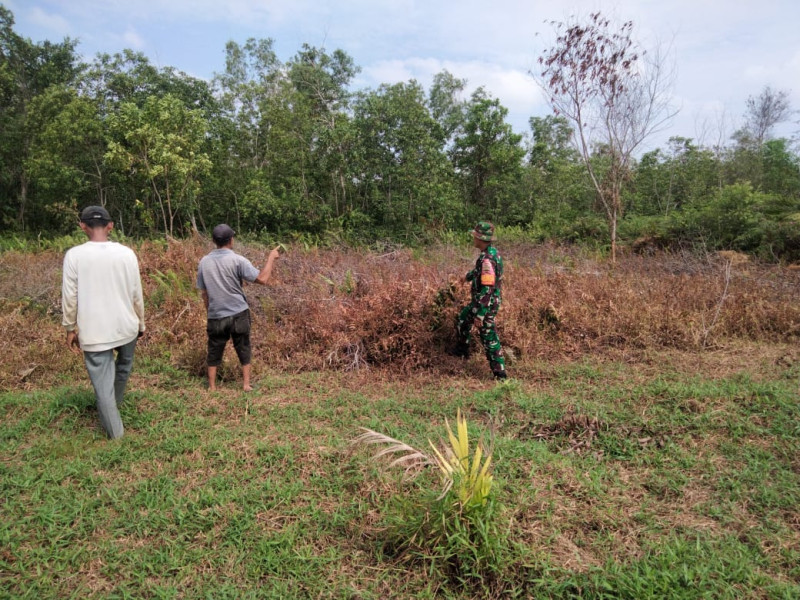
<box><xmin>1</xmin><ymin>237</ymin><xmax>799</xmax><ymax>391</ymax></box>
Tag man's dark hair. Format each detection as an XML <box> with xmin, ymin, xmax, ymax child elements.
<box><xmin>83</xmin><ymin>217</ymin><xmax>110</xmax><ymax>229</ymax></box>
<box><xmin>212</xmin><ymin>224</ymin><xmax>236</xmax><ymax>246</ymax></box>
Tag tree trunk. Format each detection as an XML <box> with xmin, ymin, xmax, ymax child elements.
<box><xmin>610</xmin><ymin>213</ymin><xmax>617</xmax><ymax>263</ymax></box>
<box><xmin>17</xmin><ymin>174</ymin><xmax>28</xmax><ymax>231</ymax></box>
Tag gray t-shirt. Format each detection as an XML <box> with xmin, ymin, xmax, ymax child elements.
<box><xmin>196</xmin><ymin>249</ymin><xmax>261</xmax><ymax>319</ymax></box>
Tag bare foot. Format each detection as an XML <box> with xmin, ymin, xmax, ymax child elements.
<box><xmin>243</xmin><ymin>385</ymin><xmax>253</xmax><ymax>392</ymax></box>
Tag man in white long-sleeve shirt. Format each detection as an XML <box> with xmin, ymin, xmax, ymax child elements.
<box><xmin>62</xmin><ymin>205</ymin><xmax>145</xmax><ymax>439</ymax></box>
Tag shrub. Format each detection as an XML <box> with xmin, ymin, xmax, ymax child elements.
<box><xmin>1</xmin><ymin>238</ymin><xmax>799</xmax><ymax>390</ymax></box>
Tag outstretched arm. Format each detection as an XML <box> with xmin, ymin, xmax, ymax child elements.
<box><xmin>254</xmin><ymin>248</ymin><xmax>280</xmax><ymax>285</ymax></box>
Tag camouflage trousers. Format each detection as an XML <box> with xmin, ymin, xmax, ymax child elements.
<box><xmin>456</xmin><ymin>303</ymin><xmax>506</xmax><ymax>374</ymax></box>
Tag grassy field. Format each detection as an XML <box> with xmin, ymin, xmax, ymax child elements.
<box><xmin>1</xmin><ymin>241</ymin><xmax>799</xmax><ymax>598</ymax></box>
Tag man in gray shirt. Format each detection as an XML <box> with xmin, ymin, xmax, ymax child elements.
<box><xmin>197</xmin><ymin>224</ymin><xmax>280</xmax><ymax>391</ymax></box>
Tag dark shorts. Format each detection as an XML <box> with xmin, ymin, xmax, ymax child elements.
<box><xmin>206</xmin><ymin>309</ymin><xmax>251</xmax><ymax>367</ymax></box>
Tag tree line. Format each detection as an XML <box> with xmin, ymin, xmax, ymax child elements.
<box><xmin>1</xmin><ymin>6</ymin><xmax>798</xmax><ymax>260</ymax></box>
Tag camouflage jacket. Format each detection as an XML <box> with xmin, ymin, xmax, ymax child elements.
<box><xmin>465</xmin><ymin>245</ymin><xmax>503</xmax><ymax>318</ymax></box>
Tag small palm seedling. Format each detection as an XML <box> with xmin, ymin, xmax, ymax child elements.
<box><xmin>354</xmin><ymin>409</ymin><xmax>502</xmax><ymax>588</ymax></box>
<box><xmin>354</xmin><ymin>408</ymin><xmax>493</xmax><ymax>511</ymax></box>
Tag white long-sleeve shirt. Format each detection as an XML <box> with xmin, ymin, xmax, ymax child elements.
<box><xmin>61</xmin><ymin>241</ymin><xmax>145</xmax><ymax>352</ymax></box>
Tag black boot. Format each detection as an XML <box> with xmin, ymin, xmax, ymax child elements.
<box><xmin>493</xmin><ymin>370</ymin><xmax>507</xmax><ymax>380</ymax></box>
<box><xmin>447</xmin><ymin>341</ymin><xmax>470</xmax><ymax>358</ymax></box>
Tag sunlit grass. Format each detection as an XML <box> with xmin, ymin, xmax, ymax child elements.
<box><xmin>2</xmin><ymin>347</ymin><xmax>799</xmax><ymax>598</ymax></box>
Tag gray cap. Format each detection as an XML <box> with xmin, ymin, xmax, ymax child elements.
<box><xmin>212</xmin><ymin>224</ymin><xmax>236</xmax><ymax>244</ymax></box>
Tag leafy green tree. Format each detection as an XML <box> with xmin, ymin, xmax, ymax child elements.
<box><xmin>528</xmin><ymin>115</ymin><xmax>574</xmax><ymax>170</ymax></box>
<box><xmin>24</xmin><ymin>86</ymin><xmax>108</xmax><ymax>233</ymax></box>
<box><xmin>428</xmin><ymin>70</ymin><xmax>467</xmax><ymax>147</ymax></box>
<box><xmin>450</xmin><ymin>88</ymin><xmax>524</xmax><ymax>220</ymax></box>
<box><xmin>83</xmin><ymin>50</ymin><xmax>215</xmax><ymax>114</ymax></box>
<box><xmin>77</xmin><ymin>49</ymin><xmax>219</xmax><ymax>234</ymax></box>
<box><xmin>673</xmin><ymin>183</ymin><xmax>768</xmax><ymax>251</ymax></box>
<box><xmin>0</xmin><ymin>5</ymin><xmax>79</xmax><ymax>230</ymax></box>
<box><xmin>287</xmin><ymin>44</ymin><xmax>360</xmax><ymax>219</ymax></box>
<box><xmin>760</xmin><ymin>138</ymin><xmax>800</xmax><ymax>198</ymax></box>
<box><xmin>352</xmin><ymin>81</ymin><xmax>459</xmax><ymax>236</ymax></box>
<box><xmin>727</xmin><ymin>88</ymin><xmax>795</xmax><ymax>192</ymax></box>
<box><xmin>521</xmin><ymin>115</ymin><xmax>592</xmax><ymax>232</ymax></box>
<box><xmin>208</xmin><ymin>41</ymin><xmax>360</xmax><ymax>234</ymax></box>
<box><xmin>105</xmin><ymin>94</ymin><xmax>212</xmax><ymax>236</ymax></box>
<box><xmin>213</xmin><ymin>38</ymin><xmax>281</xmax><ymax>170</ymax></box>
<box><xmin>632</xmin><ymin>137</ymin><xmax>721</xmax><ymax>216</ymax></box>
<box><xmin>207</xmin><ymin>38</ymin><xmax>283</xmax><ymax>230</ymax></box>
<box><xmin>288</xmin><ymin>44</ymin><xmax>356</xmax><ymax>121</ymax></box>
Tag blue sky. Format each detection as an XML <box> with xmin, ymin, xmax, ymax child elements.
<box><xmin>7</xmin><ymin>0</ymin><xmax>800</xmax><ymax>149</ymax></box>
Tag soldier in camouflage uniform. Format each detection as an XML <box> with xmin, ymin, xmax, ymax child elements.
<box><xmin>452</xmin><ymin>222</ymin><xmax>507</xmax><ymax>379</ymax></box>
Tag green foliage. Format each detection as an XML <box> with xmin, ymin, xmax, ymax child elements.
<box><xmin>352</xmin><ymin>81</ymin><xmax>461</xmax><ymax>236</ymax></box>
<box><xmin>0</xmin><ymin>231</ymin><xmax>87</xmax><ymax>253</ymax></box>
<box><xmin>659</xmin><ymin>183</ymin><xmax>798</xmax><ymax>256</ymax></box>
<box><xmin>355</xmin><ymin>409</ymin><xmax>494</xmax><ymax>512</ymax></box>
<box><xmin>631</xmin><ymin>137</ymin><xmax>721</xmax><ymax>217</ymax></box>
<box><xmin>429</xmin><ymin>409</ymin><xmax>494</xmax><ymax>510</ymax></box>
<box><xmin>149</xmin><ymin>269</ymin><xmax>197</xmax><ymax>307</ymax></box>
<box><xmin>105</xmin><ymin>94</ymin><xmax>212</xmax><ymax>237</ymax></box>
<box><xmin>451</xmin><ymin>88</ymin><xmax>525</xmax><ymax>222</ymax></box>
<box><xmin>1</xmin><ymin>4</ymin><xmax>800</xmax><ymax>261</ymax></box>
<box><xmin>379</xmin><ymin>487</ymin><xmax>509</xmax><ymax>591</ymax></box>
<box><xmin>0</xmin><ymin>6</ymin><xmax>80</xmax><ymax>231</ymax></box>
<box><xmin>355</xmin><ymin>410</ymin><xmax>504</xmax><ymax>589</ymax></box>
<box><xmin>238</xmin><ymin>171</ymin><xmax>331</xmax><ymax>235</ymax></box>
<box><xmin>24</xmin><ymin>87</ymin><xmax>108</xmax><ymax>234</ymax></box>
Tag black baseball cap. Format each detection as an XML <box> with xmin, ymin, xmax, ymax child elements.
<box><xmin>80</xmin><ymin>205</ymin><xmax>111</xmax><ymax>223</ymax></box>
<box><xmin>212</xmin><ymin>224</ymin><xmax>236</xmax><ymax>244</ymax></box>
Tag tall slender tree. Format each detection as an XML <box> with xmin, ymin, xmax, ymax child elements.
<box><xmin>534</xmin><ymin>12</ymin><xmax>676</xmax><ymax>260</ymax></box>
<box><xmin>428</xmin><ymin>69</ymin><xmax>467</xmax><ymax>147</ymax></box>
<box><xmin>105</xmin><ymin>94</ymin><xmax>212</xmax><ymax>236</ymax></box>
<box><xmin>739</xmin><ymin>86</ymin><xmax>792</xmax><ymax>147</ymax></box>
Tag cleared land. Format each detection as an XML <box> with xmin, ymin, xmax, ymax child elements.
<box><xmin>1</xmin><ymin>241</ymin><xmax>798</xmax><ymax>598</ymax></box>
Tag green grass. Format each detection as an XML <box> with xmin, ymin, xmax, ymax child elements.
<box><xmin>1</xmin><ymin>351</ymin><xmax>799</xmax><ymax>598</ymax></box>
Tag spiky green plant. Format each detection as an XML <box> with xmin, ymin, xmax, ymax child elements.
<box><xmin>354</xmin><ymin>408</ymin><xmax>493</xmax><ymax>510</ymax></box>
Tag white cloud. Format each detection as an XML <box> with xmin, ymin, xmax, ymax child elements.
<box><xmin>28</xmin><ymin>7</ymin><xmax>72</xmax><ymax>36</ymax></box>
<box><xmin>66</xmin><ymin>0</ymin><xmax>315</xmax><ymax>26</ymax></box>
<box><xmin>362</xmin><ymin>57</ymin><xmax>547</xmax><ymax>133</ymax></box>
<box><xmin>121</xmin><ymin>29</ymin><xmax>146</xmax><ymax>51</ymax></box>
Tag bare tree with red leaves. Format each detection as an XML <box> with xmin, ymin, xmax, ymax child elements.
<box><xmin>534</xmin><ymin>12</ymin><xmax>676</xmax><ymax>261</ymax></box>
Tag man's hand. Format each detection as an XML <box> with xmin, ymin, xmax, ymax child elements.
<box><xmin>66</xmin><ymin>331</ymin><xmax>81</xmax><ymax>355</ymax></box>
<box><xmin>473</xmin><ymin>317</ymin><xmax>483</xmax><ymax>329</ymax></box>
<box><xmin>255</xmin><ymin>247</ymin><xmax>281</xmax><ymax>285</ymax></box>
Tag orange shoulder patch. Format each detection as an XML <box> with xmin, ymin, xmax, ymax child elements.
<box><xmin>480</xmin><ymin>259</ymin><xmax>496</xmax><ymax>286</ymax></box>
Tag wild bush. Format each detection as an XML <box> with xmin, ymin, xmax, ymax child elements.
<box><xmin>1</xmin><ymin>238</ymin><xmax>798</xmax><ymax>389</ymax></box>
